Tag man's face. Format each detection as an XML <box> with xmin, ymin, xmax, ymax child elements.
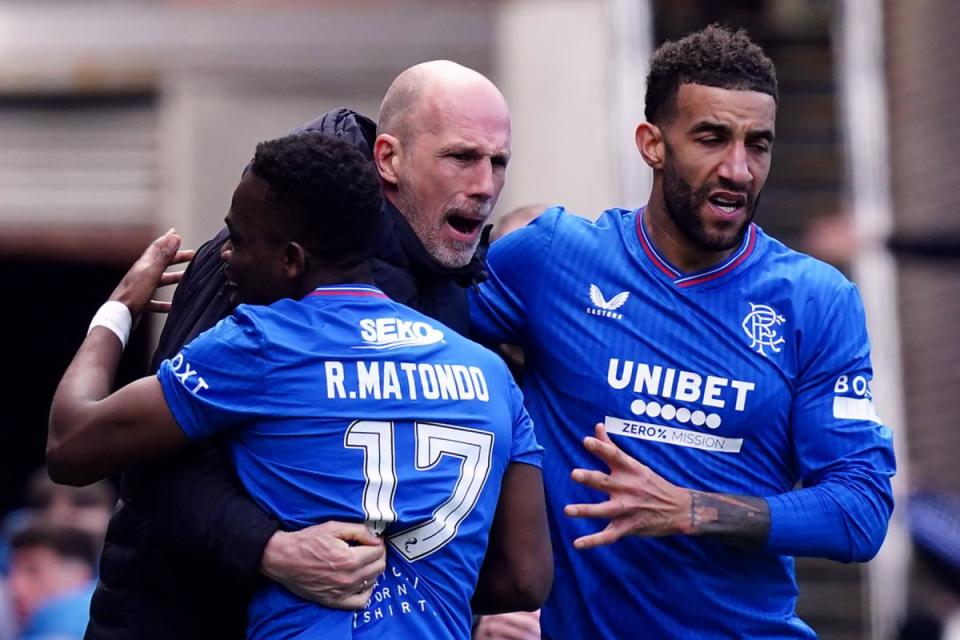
<box><xmin>658</xmin><ymin>83</ymin><xmax>776</xmax><ymax>253</ymax></box>
<box><xmin>220</xmin><ymin>173</ymin><xmax>290</xmax><ymax>307</ymax></box>
<box><xmin>392</xmin><ymin>86</ymin><xmax>511</xmax><ymax>268</ymax></box>
<box><xmin>8</xmin><ymin>547</ymin><xmax>91</xmax><ymax>623</ymax></box>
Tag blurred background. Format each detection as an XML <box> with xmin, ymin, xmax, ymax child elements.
<box><xmin>0</xmin><ymin>0</ymin><xmax>957</xmax><ymax>638</ymax></box>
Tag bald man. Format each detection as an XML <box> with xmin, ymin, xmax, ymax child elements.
<box><xmin>375</xmin><ymin>60</ymin><xmax>511</xmax><ymax>273</ymax></box>
<box><xmin>85</xmin><ymin>63</ymin><xmax>541</xmax><ymax>640</ymax></box>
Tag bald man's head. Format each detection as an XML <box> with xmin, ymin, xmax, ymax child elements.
<box><xmin>373</xmin><ymin>60</ymin><xmax>512</xmax><ymax>268</ymax></box>
<box><xmin>378</xmin><ymin>60</ymin><xmax>505</xmax><ymax>144</ymax></box>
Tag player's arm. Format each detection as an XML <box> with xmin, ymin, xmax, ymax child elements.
<box><xmin>149</xmin><ymin>448</ymin><xmax>384</xmax><ymax>608</ymax></box>
<box><xmin>472</xmin><ymin>462</ymin><xmax>552</xmax><ymax>614</ymax></box>
<box><xmin>48</xmin><ymin>231</ymin><xmax>194</xmax><ymax>486</ymax></box>
<box><xmin>564</xmin><ymin>423</ymin><xmax>769</xmax><ymax>549</ymax></box>
<box><xmin>760</xmin><ymin>283</ymin><xmax>895</xmax><ymax>561</ymax></box>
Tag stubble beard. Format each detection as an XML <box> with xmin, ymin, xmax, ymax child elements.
<box><xmin>662</xmin><ymin>158</ymin><xmax>758</xmax><ymax>254</ymax></box>
<box><xmin>397</xmin><ymin>181</ymin><xmax>489</xmax><ymax>269</ymax></box>
<box><xmin>394</xmin><ymin>183</ymin><xmax>477</xmax><ymax>269</ymax></box>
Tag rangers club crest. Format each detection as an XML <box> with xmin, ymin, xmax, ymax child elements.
<box><xmin>741</xmin><ymin>303</ymin><xmax>785</xmax><ymax>356</ymax></box>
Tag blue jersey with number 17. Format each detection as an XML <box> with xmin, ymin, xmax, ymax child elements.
<box><xmin>157</xmin><ymin>285</ymin><xmax>543</xmax><ymax>640</ymax></box>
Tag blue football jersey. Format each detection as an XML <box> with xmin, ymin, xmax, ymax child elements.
<box><xmin>158</xmin><ymin>285</ymin><xmax>543</xmax><ymax>640</ymax></box>
<box><xmin>469</xmin><ymin>207</ymin><xmax>895</xmax><ymax>639</ymax></box>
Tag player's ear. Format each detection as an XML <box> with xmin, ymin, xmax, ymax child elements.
<box><xmin>636</xmin><ymin>122</ymin><xmax>665</xmax><ymax>170</ymax></box>
<box><xmin>282</xmin><ymin>242</ymin><xmax>307</xmax><ymax>279</ymax></box>
<box><xmin>373</xmin><ymin>134</ymin><xmax>402</xmax><ymax>187</ymax></box>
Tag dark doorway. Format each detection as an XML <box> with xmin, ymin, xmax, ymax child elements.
<box><xmin>0</xmin><ymin>257</ymin><xmax>151</xmax><ymax>516</ymax></box>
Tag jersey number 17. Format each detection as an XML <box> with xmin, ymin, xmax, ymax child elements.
<box><xmin>344</xmin><ymin>420</ymin><xmax>494</xmax><ymax>561</ymax></box>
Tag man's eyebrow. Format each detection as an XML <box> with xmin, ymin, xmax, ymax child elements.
<box><xmin>437</xmin><ymin>143</ymin><xmax>482</xmax><ymax>156</ymax></box>
<box><xmin>437</xmin><ymin>143</ymin><xmax>510</xmax><ymax>160</ymax></box>
<box><xmin>747</xmin><ymin>129</ymin><xmax>775</xmax><ymax>143</ymax></box>
<box><xmin>689</xmin><ymin>121</ymin><xmax>731</xmax><ymax>136</ymax></box>
<box><xmin>689</xmin><ymin>121</ymin><xmax>775</xmax><ymax>144</ymax></box>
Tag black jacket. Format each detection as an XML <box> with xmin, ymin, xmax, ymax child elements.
<box><xmin>86</xmin><ymin>109</ymin><xmax>487</xmax><ymax>639</ymax></box>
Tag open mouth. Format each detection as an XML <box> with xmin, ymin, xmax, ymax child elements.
<box><xmin>446</xmin><ymin>214</ymin><xmax>483</xmax><ymax>236</ymax></box>
<box><xmin>708</xmin><ymin>192</ymin><xmax>747</xmax><ymax>215</ymax></box>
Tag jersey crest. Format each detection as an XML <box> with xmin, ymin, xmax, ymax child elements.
<box><xmin>741</xmin><ymin>302</ymin><xmax>786</xmax><ymax>356</ymax></box>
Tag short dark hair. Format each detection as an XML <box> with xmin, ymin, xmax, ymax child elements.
<box><xmin>645</xmin><ymin>24</ymin><xmax>778</xmax><ymax>124</ymax></box>
<box><xmin>250</xmin><ymin>132</ymin><xmax>384</xmax><ymax>269</ymax></box>
<box><xmin>11</xmin><ymin>522</ymin><xmax>99</xmax><ymax>570</ymax></box>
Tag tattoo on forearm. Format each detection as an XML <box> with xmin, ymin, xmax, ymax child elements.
<box><xmin>688</xmin><ymin>491</ymin><xmax>770</xmax><ymax>549</ymax></box>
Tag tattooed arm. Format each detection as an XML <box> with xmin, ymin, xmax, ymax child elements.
<box><xmin>564</xmin><ymin>423</ymin><xmax>770</xmax><ymax>550</ymax></box>
<box><xmin>687</xmin><ymin>491</ymin><xmax>769</xmax><ymax>549</ymax></box>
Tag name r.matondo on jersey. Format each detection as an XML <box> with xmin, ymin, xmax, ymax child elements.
<box><xmin>324</xmin><ymin>360</ymin><xmax>490</xmax><ymax>402</ymax></box>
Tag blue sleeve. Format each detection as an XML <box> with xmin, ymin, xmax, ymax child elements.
<box><xmin>157</xmin><ymin>306</ymin><xmax>272</xmax><ymax>441</ymax></box>
<box><xmin>469</xmin><ymin>206</ymin><xmax>564</xmax><ymax>345</ymax></box>
<box><xmin>764</xmin><ymin>282</ymin><xmax>896</xmax><ymax>561</ymax></box>
<box><xmin>506</xmin><ymin>374</ymin><xmax>544</xmax><ymax>468</ymax></box>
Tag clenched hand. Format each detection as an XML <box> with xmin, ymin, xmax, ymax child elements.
<box><xmin>260</xmin><ymin>521</ymin><xmax>387</xmax><ymax>609</ymax></box>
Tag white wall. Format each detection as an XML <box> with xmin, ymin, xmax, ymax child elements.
<box><xmin>0</xmin><ymin>1</ymin><xmax>655</xmax><ymax>229</ymax></box>
<box><xmin>496</xmin><ymin>0</ymin><xmax>614</xmax><ymax>220</ymax></box>
<box><xmin>161</xmin><ymin>74</ymin><xmax>384</xmax><ymax>252</ymax></box>
<box><xmin>0</xmin><ymin>1</ymin><xmax>495</xmax><ymax>240</ymax></box>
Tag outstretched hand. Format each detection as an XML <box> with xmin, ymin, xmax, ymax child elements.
<box><xmin>109</xmin><ymin>229</ymin><xmax>195</xmax><ymax>316</ymax></box>
<box><xmin>564</xmin><ymin>423</ymin><xmax>692</xmax><ymax>549</ymax></box>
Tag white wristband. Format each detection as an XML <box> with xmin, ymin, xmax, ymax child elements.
<box><xmin>88</xmin><ymin>300</ymin><xmax>133</xmax><ymax>349</ymax></box>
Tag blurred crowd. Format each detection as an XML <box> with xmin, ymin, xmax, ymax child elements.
<box><xmin>0</xmin><ymin>468</ymin><xmax>115</xmax><ymax>640</ymax></box>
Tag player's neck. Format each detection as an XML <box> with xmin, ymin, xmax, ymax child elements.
<box><xmin>305</xmin><ymin>260</ymin><xmax>376</xmax><ymax>292</ymax></box>
<box><xmin>643</xmin><ymin>198</ymin><xmax>738</xmax><ymax>274</ymax></box>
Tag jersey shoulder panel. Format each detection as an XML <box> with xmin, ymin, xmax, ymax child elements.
<box><xmin>753</xmin><ymin>227</ymin><xmax>854</xmax><ymax>297</ymax></box>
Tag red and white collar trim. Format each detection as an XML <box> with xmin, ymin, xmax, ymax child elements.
<box><xmin>636</xmin><ymin>210</ymin><xmax>757</xmax><ymax>288</ymax></box>
<box><xmin>305</xmin><ymin>285</ymin><xmax>387</xmax><ymax>299</ymax></box>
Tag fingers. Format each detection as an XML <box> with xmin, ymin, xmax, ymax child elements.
<box><xmin>325</xmin><ymin>586</ymin><xmax>375</xmax><ymax>611</ymax></box>
<box><xmin>475</xmin><ymin>611</ymin><xmax>542</xmax><ymax>639</ymax></box>
<box><xmin>570</xmin><ymin>468</ymin><xmax>610</xmax><ymax>491</ymax></box>
<box><xmin>173</xmin><ymin>249</ymin><xmax>196</xmax><ymax>264</ymax></box>
<box><xmin>581</xmin><ymin>435</ymin><xmax>623</xmax><ymax>469</ymax></box>
<box><xmin>572</xmin><ymin>525</ymin><xmax>626</xmax><ymax>550</ymax></box>
<box><xmin>150</xmin><ymin>229</ymin><xmax>182</xmax><ymax>263</ymax></box>
<box><xmin>354</xmin><ymin>580</ymin><xmax>377</xmax><ymax>603</ymax></box>
<box><xmin>144</xmin><ymin>271</ymin><xmax>185</xmax><ymax>313</ymax></box>
<box><xmin>158</xmin><ymin>273</ymin><xmax>179</xmax><ymax>287</ymax></box>
<box><xmin>145</xmin><ymin>232</ymin><xmax>193</xmax><ymax>270</ymax></box>
<box><xmin>349</xmin><ymin>542</ymin><xmax>387</xmax><ymax>573</ymax></box>
<box><xmin>564</xmin><ymin>500</ymin><xmax>622</xmax><ymax>519</ymax></box>
<box><xmin>158</xmin><ymin>270</ymin><xmax>186</xmax><ymax>287</ymax></box>
<box><xmin>321</xmin><ymin>551</ymin><xmax>383</xmax><ymax>611</ymax></box>
<box><xmin>329</xmin><ymin>521</ymin><xmax>384</xmax><ymax>547</ymax></box>
<box><xmin>595</xmin><ymin>422</ymin><xmax>613</xmax><ymax>444</ymax></box>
